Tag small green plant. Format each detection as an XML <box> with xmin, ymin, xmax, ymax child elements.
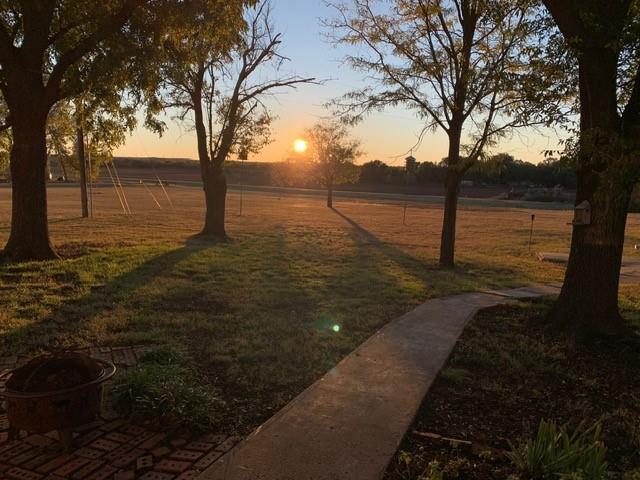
<box><xmin>440</xmin><ymin>367</ymin><xmax>471</xmax><ymax>385</ymax></box>
<box><xmin>623</xmin><ymin>468</ymin><xmax>640</xmax><ymax>480</ymax></box>
<box><xmin>508</xmin><ymin>420</ymin><xmax>608</xmax><ymax>480</ymax></box>
<box><xmin>441</xmin><ymin>457</ymin><xmax>471</xmax><ymax>478</ymax></box>
<box><xmin>111</xmin><ymin>346</ymin><xmax>220</xmax><ymax>433</ymax></box>
<box><xmin>423</xmin><ymin>460</ymin><xmax>444</xmax><ymax>480</ymax></box>
<box><xmin>138</xmin><ymin>345</ymin><xmax>184</xmax><ymax>366</ymax></box>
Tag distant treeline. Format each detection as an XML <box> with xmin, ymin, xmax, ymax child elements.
<box><xmin>165</xmin><ymin>154</ymin><xmax>640</xmax><ymax>211</ymax></box>
<box><xmin>359</xmin><ymin>153</ymin><xmax>577</xmax><ymax>189</ymax></box>
<box><xmin>37</xmin><ymin>154</ymin><xmax>577</xmax><ymax>189</ymax></box>
<box><xmin>11</xmin><ymin>154</ymin><xmax>638</xmax><ymax>210</ymax></box>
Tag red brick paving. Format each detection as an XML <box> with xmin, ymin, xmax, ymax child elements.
<box><xmin>192</xmin><ymin>451</ymin><xmax>222</xmax><ymax>471</ymax></box>
<box><xmin>0</xmin><ymin>409</ymin><xmax>239</xmax><ymax>480</ymax></box>
<box><xmin>150</xmin><ymin>447</ymin><xmax>171</xmax><ymax>459</ymax></box>
<box><xmin>168</xmin><ymin>451</ymin><xmax>202</xmax><ymax>462</ymax></box>
<box><xmin>175</xmin><ymin>472</ymin><xmax>199</xmax><ymax>480</ymax></box>
<box><xmin>71</xmin><ymin>460</ymin><xmax>105</xmax><ymax>479</ymax></box>
<box><xmin>182</xmin><ymin>443</ymin><xmax>211</xmax><ymax>453</ymax></box>
<box><xmin>138</xmin><ymin>472</ymin><xmax>174</xmax><ymax>480</ymax></box>
<box><xmin>155</xmin><ymin>459</ymin><xmax>191</xmax><ymax>474</ymax></box>
<box><xmin>0</xmin><ymin>347</ymin><xmax>241</xmax><ymax>479</ymax></box>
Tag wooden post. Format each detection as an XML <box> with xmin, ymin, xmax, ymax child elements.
<box><xmin>76</xmin><ymin>115</ymin><xmax>89</xmax><ymax>218</ymax></box>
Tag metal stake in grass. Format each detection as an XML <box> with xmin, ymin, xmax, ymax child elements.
<box><xmin>105</xmin><ymin>162</ymin><xmax>128</xmax><ymax>215</ymax></box>
<box><xmin>528</xmin><ymin>213</ymin><xmax>535</xmax><ymax>253</ymax></box>
<box><xmin>156</xmin><ymin>174</ymin><xmax>174</xmax><ymax>209</ymax></box>
<box><xmin>111</xmin><ymin>161</ymin><xmax>132</xmax><ymax>214</ymax></box>
<box><xmin>141</xmin><ymin>180</ymin><xmax>162</xmax><ymax>209</ymax></box>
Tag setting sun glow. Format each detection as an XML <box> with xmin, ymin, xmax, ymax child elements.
<box><xmin>293</xmin><ymin>138</ymin><xmax>308</xmax><ymax>153</ymax></box>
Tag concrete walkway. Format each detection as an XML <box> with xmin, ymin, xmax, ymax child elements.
<box><xmin>200</xmin><ymin>284</ymin><xmax>561</xmax><ymax>480</ymax></box>
<box><xmin>537</xmin><ymin>252</ymin><xmax>640</xmax><ymax>284</ymax></box>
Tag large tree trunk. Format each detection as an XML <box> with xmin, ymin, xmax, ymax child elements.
<box><xmin>2</xmin><ymin>112</ymin><xmax>58</xmax><ymax>261</ymax></box>
<box><xmin>550</xmin><ymin>168</ymin><xmax>632</xmax><ymax>340</ymax></box>
<box><xmin>548</xmin><ymin>37</ymin><xmax>636</xmax><ymax>341</ymax></box>
<box><xmin>201</xmin><ymin>165</ymin><xmax>227</xmax><ymax>238</ymax></box>
<box><xmin>439</xmin><ymin>169</ymin><xmax>461</xmax><ymax>268</ymax></box>
<box><xmin>192</xmin><ymin>84</ymin><xmax>228</xmax><ymax>239</ymax></box>
<box><xmin>77</xmin><ymin>122</ymin><xmax>89</xmax><ymax>218</ymax></box>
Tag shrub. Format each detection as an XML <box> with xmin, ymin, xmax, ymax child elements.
<box><xmin>423</xmin><ymin>460</ymin><xmax>444</xmax><ymax>480</ymax></box>
<box><xmin>111</xmin><ymin>347</ymin><xmax>220</xmax><ymax>433</ymax></box>
<box><xmin>439</xmin><ymin>367</ymin><xmax>471</xmax><ymax>385</ymax></box>
<box><xmin>623</xmin><ymin>468</ymin><xmax>640</xmax><ymax>480</ymax></box>
<box><xmin>508</xmin><ymin>420</ymin><xmax>608</xmax><ymax>480</ymax></box>
<box><xmin>137</xmin><ymin>345</ymin><xmax>184</xmax><ymax>366</ymax></box>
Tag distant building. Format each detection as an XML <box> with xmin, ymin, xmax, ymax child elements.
<box><xmin>405</xmin><ymin>155</ymin><xmax>417</xmax><ymax>185</ymax></box>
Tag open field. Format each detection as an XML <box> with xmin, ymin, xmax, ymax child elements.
<box><xmin>1</xmin><ymin>186</ymin><xmax>639</xmax><ymax>433</ymax></box>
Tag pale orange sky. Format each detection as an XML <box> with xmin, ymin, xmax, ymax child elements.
<box><xmin>116</xmin><ymin>104</ymin><xmax>562</xmax><ymax>166</ymax></box>
<box><xmin>116</xmin><ymin>1</ymin><xmax>563</xmax><ymax>166</ymax></box>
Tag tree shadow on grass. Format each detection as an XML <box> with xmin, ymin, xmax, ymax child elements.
<box><xmin>0</xmin><ymin>237</ymin><xmax>213</xmax><ymax>355</ymax></box>
<box><xmin>330</xmin><ymin>207</ymin><xmax>527</xmax><ymax>296</ymax></box>
<box><xmin>0</xmin><ymin>215</ymin><xmax>531</xmax><ymax>434</ymax></box>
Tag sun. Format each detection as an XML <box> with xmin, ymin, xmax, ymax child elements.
<box><xmin>293</xmin><ymin>138</ymin><xmax>308</xmax><ymax>154</ymax></box>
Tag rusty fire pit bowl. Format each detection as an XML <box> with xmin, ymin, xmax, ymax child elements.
<box><xmin>0</xmin><ymin>352</ymin><xmax>116</xmax><ymax>448</ymax></box>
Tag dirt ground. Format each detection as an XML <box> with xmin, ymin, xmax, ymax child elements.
<box><xmin>385</xmin><ymin>300</ymin><xmax>640</xmax><ymax>479</ymax></box>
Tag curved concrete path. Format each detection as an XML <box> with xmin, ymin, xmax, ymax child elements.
<box><xmin>200</xmin><ymin>284</ymin><xmax>561</xmax><ymax>480</ymax></box>
<box><xmin>537</xmin><ymin>252</ymin><xmax>640</xmax><ymax>284</ymax></box>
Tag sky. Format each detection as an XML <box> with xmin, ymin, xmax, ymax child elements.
<box><xmin>115</xmin><ymin>0</ymin><xmax>562</xmax><ymax>166</ymax></box>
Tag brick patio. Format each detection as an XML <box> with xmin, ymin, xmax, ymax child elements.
<box><xmin>0</xmin><ymin>347</ymin><xmax>240</xmax><ymax>480</ymax></box>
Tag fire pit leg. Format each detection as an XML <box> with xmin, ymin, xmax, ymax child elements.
<box><xmin>58</xmin><ymin>428</ymin><xmax>73</xmax><ymax>452</ymax></box>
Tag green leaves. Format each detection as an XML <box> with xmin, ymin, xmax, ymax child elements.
<box><xmin>160</xmin><ymin>0</ymin><xmax>313</xmax><ymax>167</ymax></box>
<box><xmin>305</xmin><ymin>121</ymin><xmax>363</xmax><ymax>187</ymax></box>
<box><xmin>508</xmin><ymin>420</ymin><xmax>609</xmax><ymax>480</ymax></box>
<box><xmin>327</xmin><ymin>0</ymin><xmax>561</xmax><ymax>161</ymax></box>
<box><xmin>111</xmin><ymin>346</ymin><xmax>221</xmax><ymax>433</ymax></box>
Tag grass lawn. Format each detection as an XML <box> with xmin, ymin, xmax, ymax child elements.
<box><xmin>384</xmin><ymin>290</ymin><xmax>640</xmax><ymax>479</ymax></box>
<box><xmin>1</xmin><ymin>186</ymin><xmax>639</xmax><ymax>434</ymax></box>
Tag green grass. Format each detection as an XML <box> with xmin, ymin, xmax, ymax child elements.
<box><xmin>2</xmin><ymin>192</ymin><xmax>635</xmax><ymax>433</ymax></box>
<box><xmin>111</xmin><ymin>346</ymin><xmax>219</xmax><ymax>433</ymax></box>
<box><xmin>0</xmin><ymin>221</ymin><xmax>558</xmax><ymax>431</ymax></box>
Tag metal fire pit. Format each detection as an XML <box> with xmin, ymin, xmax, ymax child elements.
<box><xmin>0</xmin><ymin>355</ymin><xmax>116</xmax><ymax>450</ymax></box>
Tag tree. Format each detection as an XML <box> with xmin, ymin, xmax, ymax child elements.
<box><xmin>271</xmin><ymin>159</ymin><xmax>316</xmax><ymax>188</ymax></box>
<box><xmin>0</xmin><ymin>0</ymin><xmax>175</xmax><ymax>261</ymax></box>
<box><xmin>359</xmin><ymin>160</ymin><xmax>391</xmax><ymax>184</ymax></box>
<box><xmin>328</xmin><ymin>0</ymin><xmax>561</xmax><ymax>267</ymax></box>
<box><xmin>74</xmin><ymin>86</ymin><xmax>138</xmax><ymax>217</ymax></box>
<box><xmin>306</xmin><ymin>121</ymin><xmax>361</xmax><ymax>208</ymax></box>
<box><xmin>46</xmin><ymin>101</ymin><xmax>75</xmax><ymax>182</ymax></box>
<box><xmin>161</xmin><ymin>0</ymin><xmax>314</xmax><ymax>238</ymax></box>
<box><xmin>541</xmin><ymin>0</ymin><xmax>640</xmax><ymax>340</ymax></box>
